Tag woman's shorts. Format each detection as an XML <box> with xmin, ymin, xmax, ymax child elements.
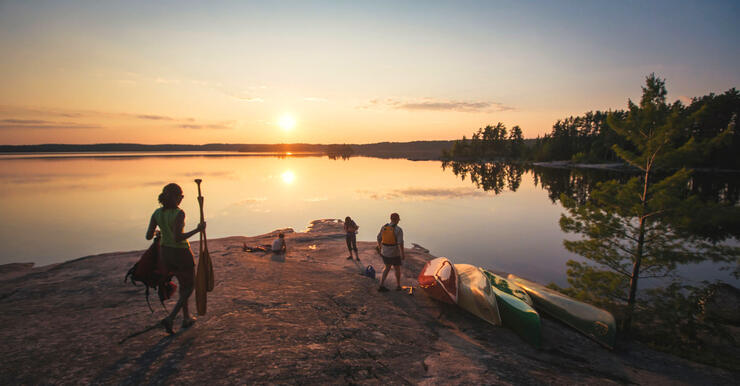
<box><xmin>161</xmin><ymin>246</ymin><xmax>195</xmax><ymax>272</ymax></box>
<box><xmin>381</xmin><ymin>255</ymin><xmax>402</xmax><ymax>266</ymax></box>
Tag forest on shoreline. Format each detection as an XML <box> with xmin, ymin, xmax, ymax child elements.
<box><xmin>444</xmin><ymin>83</ymin><xmax>739</xmax><ymax>170</ymax></box>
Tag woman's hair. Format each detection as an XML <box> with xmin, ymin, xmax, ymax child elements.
<box><xmin>158</xmin><ymin>183</ymin><xmax>183</xmax><ymax>209</ymax></box>
<box><xmin>345</xmin><ymin>216</ymin><xmax>356</xmax><ymax>228</ymax></box>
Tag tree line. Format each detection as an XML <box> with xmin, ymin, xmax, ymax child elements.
<box><xmin>444</xmin><ymin>83</ymin><xmax>740</xmax><ymax>169</ymax></box>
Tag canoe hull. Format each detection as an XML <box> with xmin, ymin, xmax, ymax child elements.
<box><xmin>454</xmin><ymin>264</ymin><xmax>502</xmax><ymax>326</ymax></box>
<box><xmin>418</xmin><ymin>257</ymin><xmax>458</xmax><ymax>304</ymax></box>
<box><xmin>481</xmin><ymin>269</ymin><xmax>541</xmax><ymax>347</ymax></box>
<box><xmin>508</xmin><ymin>274</ymin><xmax>617</xmax><ymax>349</ymax></box>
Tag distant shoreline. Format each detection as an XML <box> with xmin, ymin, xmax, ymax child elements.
<box><xmin>0</xmin><ymin>141</ymin><xmax>456</xmax><ymax>161</ymax></box>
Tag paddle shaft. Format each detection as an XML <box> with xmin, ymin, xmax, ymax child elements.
<box><xmin>194</xmin><ymin>179</ymin><xmax>207</xmax><ymax>249</ymax></box>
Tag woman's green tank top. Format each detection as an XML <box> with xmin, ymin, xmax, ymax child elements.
<box><xmin>154</xmin><ymin>208</ymin><xmax>190</xmax><ymax>248</ymax></box>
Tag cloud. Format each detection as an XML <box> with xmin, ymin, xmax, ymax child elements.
<box><xmin>176</xmin><ymin>122</ymin><xmax>234</xmax><ymax>130</ymax></box>
<box><xmin>0</xmin><ymin>106</ymin><xmax>231</xmax><ymax>131</ymax></box>
<box><xmin>0</xmin><ymin>119</ymin><xmax>102</xmax><ymax>130</ymax></box>
<box><xmin>303</xmin><ymin>97</ymin><xmax>328</xmax><ymax>103</ymax></box>
<box><xmin>357</xmin><ymin>187</ymin><xmax>490</xmax><ymax>201</ymax></box>
<box><xmin>135</xmin><ymin>114</ymin><xmax>175</xmax><ymax>121</ymax></box>
<box><xmin>363</xmin><ymin>98</ymin><xmax>515</xmax><ymax>113</ymax></box>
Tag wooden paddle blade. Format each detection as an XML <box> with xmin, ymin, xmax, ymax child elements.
<box><xmin>205</xmin><ymin>248</ymin><xmax>214</xmax><ymax>292</ymax></box>
<box><xmin>196</xmin><ymin>249</ymin><xmax>210</xmax><ymax>315</ymax></box>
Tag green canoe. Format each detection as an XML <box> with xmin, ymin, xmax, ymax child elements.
<box><xmin>508</xmin><ymin>274</ymin><xmax>616</xmax><ymax>349</ymax></box>
<box><xmin>480</xmin><ymin>268</ymin><xmax>541</xmax><ymax>347</ymax></box>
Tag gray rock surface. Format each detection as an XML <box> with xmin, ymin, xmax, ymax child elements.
<box><xmin>0</xmin><ymin>219</ymin><xmax>736</xmax><ymax>384</ymax></box>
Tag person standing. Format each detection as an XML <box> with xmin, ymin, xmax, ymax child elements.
<box><xmin>376</xmin><ymin>212</ymin><xmax>405</xmax><ymax>292</ymax></box>
<box><xmin>344</xmin><ymin>216</ymin><xmax>360</xmax><ymax>261</ymax></box>
<box><xmin>146</xmin><ymin>183</ymin><xmax>205</xmax><ymax>334</ymax></box>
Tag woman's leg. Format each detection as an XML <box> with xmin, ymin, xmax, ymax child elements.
<box><xmin>345</xmin><ymin>234</ymin><xmax>353</xmax><ymax>259</ymax></box>
<box><xmin>179</xmin><ymin>267</ymin><xmax>195</xmax><ymax>320</ymax></box>
<box><xmin>350</xmin><ymin>234</ymin><xmax>359</xmax><ymax>259</ymax></box>
<box><xmin>166</xmin><ymin>268</ymin><xmax>194</xmax><ymax>321</ymax></box>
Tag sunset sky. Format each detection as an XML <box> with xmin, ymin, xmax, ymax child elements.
<box><xmin>1</xmin><ymin>1</ymin><xmax>739</xmax><ymax>145</ymax></box>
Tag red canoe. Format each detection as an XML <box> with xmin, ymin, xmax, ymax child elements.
<box><xmin>418</xmin><ymin>257</ymin><xmax>458</xmax><ymax>304</ymax></box>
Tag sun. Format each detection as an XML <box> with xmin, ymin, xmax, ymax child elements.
<box><xmin>278</xmin><ymin>114</ymin><xmax>296</xmax><ymax>131</ymax></box>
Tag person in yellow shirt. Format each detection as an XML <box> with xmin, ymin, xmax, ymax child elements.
<box><xmin>145</xmin><ymin>183</ymin><xmax>205</xmax><ymax>334</ymax></box>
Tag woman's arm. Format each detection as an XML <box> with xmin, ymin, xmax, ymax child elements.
<box><xmin>173</xmin><ymin>211</ymin><xmax>205</xmax><ymax>242</ymax></box>
<box><xmin>145</xmin><ymin>213</ymin><xmax>157</xmax><ymax>240</ymax></box>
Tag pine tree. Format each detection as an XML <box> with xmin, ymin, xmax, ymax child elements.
<box><xmin>558</xmin><ymin>74</ymin><xmax>739</xmax><ymax>332</ymax></box>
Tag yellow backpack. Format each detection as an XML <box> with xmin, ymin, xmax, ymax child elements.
<box><xmin>381</xmin><ymin>224</ymin><xmax>397</xmax><ymax>245</ymax></box>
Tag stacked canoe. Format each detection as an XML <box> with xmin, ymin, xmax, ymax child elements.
<box><xmin>417</xmin><ymin>257</ymin><xmax>616</xmax><ymax>349</ymax></box>
<box><xmin>508</xmin><ymin>274</ymin><xmax>616</xmax><ymax>349</ymax></box>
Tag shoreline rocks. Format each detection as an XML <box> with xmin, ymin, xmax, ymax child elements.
<box><xmin>0</xmin><ymin>220</ymin><xmax>735</xmax><ymax>384</ymax></box>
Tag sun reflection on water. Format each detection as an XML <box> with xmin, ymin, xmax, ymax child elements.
<box><xmin>281</xmin><ymin>170</ymin><xmax>295</xmax><ymax>184</ymax></box>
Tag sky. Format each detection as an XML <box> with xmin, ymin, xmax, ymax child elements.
<box><xmin>1</xmin><ymin>0</ymin><xmax>739</xmax><ymax>145</ymax></box>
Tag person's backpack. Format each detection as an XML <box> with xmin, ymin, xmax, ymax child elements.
<box><xmin>380</xmin><ymin>224</ymin><xmax>397</xmax><ymax>245</ymax></box>
<box><xmin>365</xmin><ymin>265</ymin><xmax>376</xmax><ymax>279</ymax></box>
<box><xmin>124</xmin><ymin>236</ymin><xmax>176</xmax><ymax>312</ymax></box>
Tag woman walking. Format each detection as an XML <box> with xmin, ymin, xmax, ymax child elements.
<box><xmin>146</xmin><ymin>183</ymin><xmax>205</xmax><ymax>334</ymax></box>
<box><xmin>344</xmin><ymin>216</ymin><xmax>360</xmax><ymax>261</ymax></box>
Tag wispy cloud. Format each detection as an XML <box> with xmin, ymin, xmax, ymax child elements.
<box><xmin>0</xmin><ymin>119</ymin><xmax>102</xmax><ymax>130</ymax></box>
<box><xmin>176</xmin><ymin>121</ymin><xmax>235</xmax><ymax>130</ymax></box>
<box><xmin>363</xmin><ymin>98</ymin><xmax>515</xmax><ymax>113</ymax></box>
<box><xmin>136</xmin><ymin>114</ymin><xmax>175</xmax><ymax>121</ymax></box>
<box><xmin>357</xmin><ymin>187</ymin><xmax>490</xmax><ymax>201</ymax></box>
<box><xmin>303</xmin><ymin>97</ymin><xmax>328</xmax><ymax>103</ymax></box>
<box><xmin>0</xmin><ymin>106</ymin><xmax>227</xmax><ymax>131</ymax></box>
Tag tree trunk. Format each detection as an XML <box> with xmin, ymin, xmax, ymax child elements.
<box><xmin>624</xmin><ymin>167</ymin><xmax>651</xmax><ymax>334</ymax></box>
<box><xmin>624</xmin><ymin>218</ymin><xmax>644</xmax><ymax>333</ymax></box>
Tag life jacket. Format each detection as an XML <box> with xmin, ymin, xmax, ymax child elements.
<box><xmin>124</xmin><ymin>236</ymin><xmax>176</xmax><ymax>312</ymax></box>
<box><xmin>381</xmin><ymin>224</ymin><xmax>397</xmax><ymax>246</ymax></box>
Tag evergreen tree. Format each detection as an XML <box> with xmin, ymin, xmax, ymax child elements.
<box><xmin>558</xmin><ymin>74</ymin><xmax>739</xmax><ymax>332</ymax></box>
<box><xmin>509</xmin><ymin>125</ymin><xmax>525</xmax><ymax>158</ymax></box>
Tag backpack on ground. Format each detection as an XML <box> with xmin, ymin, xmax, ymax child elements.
<box><xmin>365</xmin><ymin>265</ymin><xmax>376</xmax><ymax>279</ymax></box>
<box><xmin>124</xmin><ymin>236</ymin><xmax>176</xmax><ymax>312</ymax></box>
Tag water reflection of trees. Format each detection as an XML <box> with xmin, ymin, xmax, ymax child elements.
<box><xmin>531</xmin><ymin>166</ymin><xmax>631</xmax><ymax>205</ymax></box>
<box><xmin>441</xmin><ymin>161</ymin><xmax>524</xmax><ymax>194</ymax></box>
<box><xmin>442</xmin><ymin>160</ymin><xmax>740</xmax><ymax>208</ymax></box>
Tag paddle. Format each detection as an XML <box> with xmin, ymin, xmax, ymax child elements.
<box><xmin>194</xmin><ymin>179</ymin><xmax>214</xmax><ymax>316</ymax></box>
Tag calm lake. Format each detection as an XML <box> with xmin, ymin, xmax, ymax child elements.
<box><xmin>1</xmin><ymin>152</ymin><xmax>737</xmax><ymax>288</ymax></box>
